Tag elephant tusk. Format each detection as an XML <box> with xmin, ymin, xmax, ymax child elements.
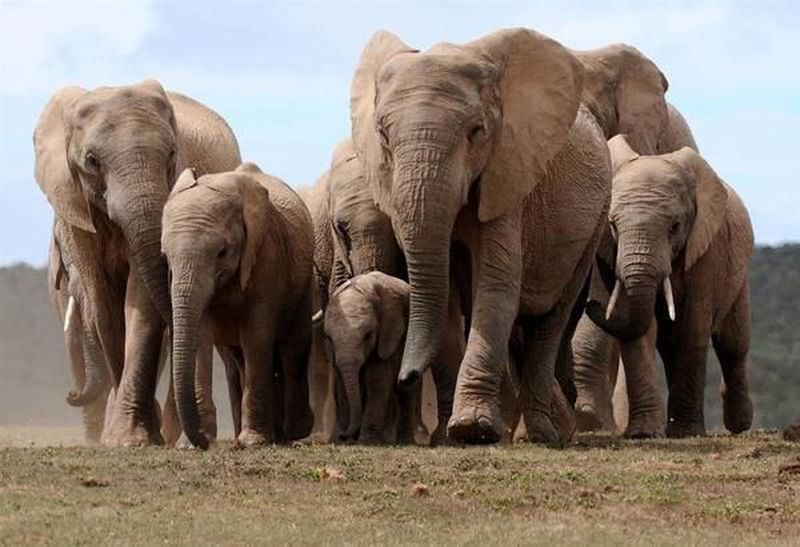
<box><xmin>64</xmin><ymin>295</ymin><xmax>76</xmax><ymax>333</ymax></box>
<box><xmin>311</xmin><ymin>309</ymin><xmax>323</xmax><ymax>325</ymax></box>
<box><xmin>605</xmin><ymin>280</ymin><xmax>621</xmax><ymax>320</ymax></box>
<box><xmin>663</xmin><ymin>277</ymin><xmax>676</xmax><ymax>321</ymax></box>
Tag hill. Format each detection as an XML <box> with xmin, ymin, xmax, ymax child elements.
<box><xmin>0</xmin><ymin>244</ymin><xmax>798</xmax><ymax>430</ymax></box>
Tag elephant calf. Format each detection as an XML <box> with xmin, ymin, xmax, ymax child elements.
<box><xmin>323</xmin><ymin>272</ymin><xmax>433</xmax><ymax>445</ymax></box>
<box><xmin>161</xmin><ymin>163</ymin><xmax>315</xmax><ymax>448</ymax></box>
<box><xmin>586</xmin><ymin>135</ymin><xmax>754</xmax><ymax>438</ymax></box>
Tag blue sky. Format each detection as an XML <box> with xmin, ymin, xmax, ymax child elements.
<box><xmin>1</xmin><ymin>0</ymin><xmax>798</xmax><ymax>265</ymax></box>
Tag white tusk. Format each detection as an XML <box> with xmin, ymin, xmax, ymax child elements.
<box><xmin>311</xmin><ymin>309</ymin><xmax>323</xmax><ymax>324</ymax></box>
<box><xmin>663</xmin><ymin>277</ymin><xmax>676</xmax><ymax>321</ymax></box>
<box><xmin>64</xmin><ymin>295</ymin><xmax>76</xmax><ymax>333</ymax></box>
<box><xmin>605</xmin><ymin>280</ymin><xmax>621</xmax><ymax>320</ymax></box>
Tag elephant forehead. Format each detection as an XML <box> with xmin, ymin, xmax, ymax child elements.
<box><xmin>378</xmin><ymin>51</ymin><xmax>490</xmax><ymax>100</ymax></box>
<box><xmin>326</xmin><ymin>294</ymin><xmax>374</xmax><ymax>330</ymax></box>
<box><xmin>72</xmin><ymin>86</ymin><xmax>171</xmax><ymax>124</ymax></box>
<box><xmin>165</xmin><ymin>185</ymin><xmax>239</xmax><ymax>221</ymax></box>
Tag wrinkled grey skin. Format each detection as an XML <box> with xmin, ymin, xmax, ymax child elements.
<box><xmin>326</xmin><ymin>138</ymin><xmax>463</xmax><ymax>444</ymax></box>
<box><xmin>33</xmin><ymin>80</ymin><xmax>241</xmax><ymax>446</ymax></box>
<box><xmin>586</xmin><ymin>136</ymin><xmax>754</xmax><ymax>438</ymax></box>
<box><xmin>162</xmin><ymin>163</ymin><xmax>314</xmax><ymax>449</ymax></box>
<box><xmin>324</xmin><ymin>272</ymin><xmax>419</xmax><ymax>444</ymax></box>
<box><xmin>566</xmin><ymin>44</ymin><xmax>700</xmax><ymax>434</ymax></box>
<box><xmin>350</xmin><ymin>29</ymin><xmax>611</xmax><ymax>444</ymax></box>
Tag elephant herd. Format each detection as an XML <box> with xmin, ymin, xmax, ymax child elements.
<box><xmin>35</xmin><ymin>27</ymin><xmax>754</xmax><ymax>449</ymax></box>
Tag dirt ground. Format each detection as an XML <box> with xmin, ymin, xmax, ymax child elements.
<box><xmin>1</xmin><ymin>428</ymin><xmax>799</xmax><ymax>545</ymax></box>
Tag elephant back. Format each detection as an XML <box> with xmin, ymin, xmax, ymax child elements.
<box><xmin>168</xmin><ymin>92</ymin><xmax>242</xmax><ymax>177</ymax></box>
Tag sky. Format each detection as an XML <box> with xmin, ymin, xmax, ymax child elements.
<box><xmin>1</xmin><ymin>0</ymin><xmax>798</xmax><ymax>266</ymax></box>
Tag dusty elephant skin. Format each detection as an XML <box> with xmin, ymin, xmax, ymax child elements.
<box><xmin>567</xmin><ymin>44</ymin><xmax>700</xmax><ymax>434</ymax></box>
<box><xmin>33</xmin><ymin>80</ymin><xmax>241</xmax><ymax>446</ymax></box>
<box><xmin>323</xmin><ymin>272</ymin><xmax>422</xmax><ymax>445</ymax></box>
<box><xmin>586</xmin><ymin>135</ymin><xmax>754</xmax><ymax>439</ymax></box>
<box><xmin>162</xmin><ymin>164</ymin><xmax>315</xmax><ymax>449</ymax></box>
<box><xmin>350</xmin><ymin>28</ymin><xmax>611</xmax><ymax>444</ymax></box>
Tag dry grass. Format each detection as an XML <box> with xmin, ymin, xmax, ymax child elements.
<box><xmin>1</xmin><ymin>429</ymin><xmax>799</xmax><ymax>545</ymax></box>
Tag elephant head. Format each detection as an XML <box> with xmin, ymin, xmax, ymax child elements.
<box><xmin>350</xmin><ymin>28</ymin><xmax>583</xmax><ymax>383</ymax></box>
<box><xmin>587</xmin><ymin>135</ymin><xmax>729</xmax><ymax>339</ymax></box>
<box><xmin>328</xmin><ymin>138</ymin><xmax>403</xmax><ymax>287</ymax></box>
<box><xmin>161</xmin><ymin>164</ymin><xmax>272</xmax><ymax>449</ymax></box>
<box><xmin>576</xmin><ymin>44</ymin><xmax>670</xmax><ymax>155</ymax></box>
<box><xmin>34</xmin><ymin>80</ymin><xmax>179</xmax><ymax>399</ymax></box>
<box><xmin>323</xmin><ymin>272</ymin><xmax>409</xmax><ymax>443</ymax></box>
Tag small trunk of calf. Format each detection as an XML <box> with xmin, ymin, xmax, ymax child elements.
<box><xmin>339</xmin><ymin>365</ymin><xmax>363</xmax><ymax>441</ymax></box>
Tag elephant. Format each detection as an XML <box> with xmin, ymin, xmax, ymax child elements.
<box><xmin>585</xmin><ymin>135</ymin><xmax>754</xmax><ymax>438</ymax></box>
<box><xmin>326</xmin><ymin>138</ymin><xmax>463</xmax><ymax>444</ymax></box>
<box><xmin>323</xmin><ymin>271</ymin><xmax>425</xmax><ymax>444</ymax></box>
<box><xmin>297</xmin><ymin>171</ymin><xmax>338</xmax><ymax>442</ymax></box>
<box><xmin>564</xmin><ymin>44</ymin><xmax>700</xmax><ymax>432</ymax></box>
<box><xmin>47</xmin><ymin>224</ymin><xmax>109</xmax><ymax>444</ymax></box>
<box><xmin>161</xmin><ymin>163</ymin><xmax>315</xmax><ymax>448</ymax></box>
<box><xmin>350</xmin><ymin>28</ymin><xmax>611</xmax><ymax>444</ymax></box>
<box><xmin>33</xmin><ymin>80</ymin><xmax>241</xmax><ymax>446</ymax></box>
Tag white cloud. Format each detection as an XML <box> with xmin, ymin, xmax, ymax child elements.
<box><xmin>0</xmin><ymin>0</ymin><xmax>157</xmax><ymax>96</ymax></box>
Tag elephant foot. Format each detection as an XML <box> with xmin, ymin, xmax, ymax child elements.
<box><xmin>666</xmin><ymin>419</ymin><xmax>706</xmax><ymax>438</ymax></box>
<box><xmin>429</xmin><ymin>422</ymin><xmax>453</xmax><ymax>447</ymax></box>
<box><xmin>522</xmin><ymin>409</ymin><xmax>560</xmax><ymax>444</ymax></box>
<box><xmin>238</xmin><ymin>428</ymin><xmax>273</xmax><ymax>447</ymax></box>
<box><xmin>722</xmin><ymin>390</ymin><xmax>753</xmax><ymax>434</ymax></box>
<box><xmin>104</xmin><ymin>410</ymin><xmax>163</xmax><ymax>447</ymax></box>
<box><xmin>447</xmin><ymin>398</ymin><xmax>504</xmax><ymax>445</ymax></box>
<box><xmin>284</xmin><ymin>405</ymin><xmax>314</xmax><ymax>441</ymax></box>
<box><xmin>575</xmin><ymin>403</ymin><xmax>605</xmax><ymax>432</ymax></box>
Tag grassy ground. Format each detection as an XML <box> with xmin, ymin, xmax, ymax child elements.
<box><xmin>1</xmin><ymin>428</ymin><xmax>799</xmax><ymax>546</ymax></box>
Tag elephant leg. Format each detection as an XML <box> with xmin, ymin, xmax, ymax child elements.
<box><xmin>360</xmin><ymin>357</ymin><xmax>398</xmax><ymax>445</ymax></box>
<box><xmin>712</xmin><ymin>283</ymin><xmax>753</xmax><ymax>434</ymax></box>
<box><xmin>448</xmin><ymin>212</ymin><xmax>522</xmax><ymax>444</ymax></box>
<box><xmin>665</xmin><ymin>307</ymin><xmax>712</xmax><ymax>438</ymax></box>
<box><xmin>239</xmin><ymin>307</ymin><xmax>277</xmax><ymax>446</ymax></box>
<box><xmin>277</xmin><ymin>304</ymin><xmax>314</xmax><ymax>441</ymax></box>
<box><xmin>82</xmin><ymin>388</ymin><xmax>109</xmax><ymax>446</ymax></box>
<box><xmin>573</xmin><ymin>316</ymin><xmax>618</xmax><ymax>432</ymax></box>
<box><xmin>620</xmin><ymin>322</ymin><xmax>664</xmax><ymax>438</ymax></box>
<box><xmin>195</xmin><ymin>322</ymin><xmax>217</xmax><ymax>443</ymax></box>
<box><xmin>106</xmin><ymin>273</ymin><xmax>165</xmax><ymax>447</ymax></box>
<box><xmin>219</xmin><ymin>346</ymin><xmax>244</xmax><ymax>439</ymax></box>
<box><xmin>429</xmin><ymin>278</ymin><xmax>464</xmax><ymax>445</ymax></box>
<box><xmin>161</xmin><ymin>373</ymin><xmax>181</xmax><ymax>446</ymax></box>
<box><xmin>308</xmin><ymin>324</ymin><xmax>335</xmax><ymax>442</ymax></box>
<box><xmin>65</xmin><ymin>307</ymin><xmax>105</xmax><ymax>444</ymax></box>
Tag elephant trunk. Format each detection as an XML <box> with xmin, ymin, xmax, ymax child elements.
<box><xmin>587</xmin><ymin>249</ymin><xmax>659</xmax><ymax>341</ymax></box>
<box><xmin>110</xmin><ymin>163</ymin><xmax>172</xmax><ymax>324</ymax></box>
<box><xmin>394</xmin><ymin>147</ymin><xmax>455</xmax><ymax>387</ymax></box>
<box><xmin>170</xmin><ymin>260</ymin><xmax>213</xmax><ymax>450</ymax></box>
<box><xmin>65</xmin><ymin>295</ymin><xmax>110</xmax><ymax>407</ymax></box>
<box><xmin>337</xmin><ymin>363</ymin><xmax>363</xmax><ymax>441</ymax></box>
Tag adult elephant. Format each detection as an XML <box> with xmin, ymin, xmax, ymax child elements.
<box><xmin>585</xmin><ymin>136</ymin><xmax>754</xmax><ymax>438</ymax></box>
<box><xmin>350</xmin><ymin>28</ymin><xmax>611</xmax><ymax>443</ymax></box>
<box><xmin>33</xmin><ymin>80</ymin><xmax>240</xmax><ymax>446</ymax></box>
<box><xmin>566</xmin><ymin>44</ymin><xmax>699</xmax><ymax>434</ymax></box>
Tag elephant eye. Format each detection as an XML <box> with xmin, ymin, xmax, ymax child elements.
<box><xmin>670</xmin><ymin>222</ymin><xmax>680</xmax><ymax>235</ymax></box>
<box><xmin>217</xmin><ymin>247</ymin><xmax>227</xmax><ymax>259</ymax></box>
<box><xmin>84</xmin><ymin>151</ymin><xmax>100</xmax><ymax>172</ymax></box>
<box><xmin>468</xmin><ymin>124</ymin><xmax>484</xmax><ymax>143</ymax></box>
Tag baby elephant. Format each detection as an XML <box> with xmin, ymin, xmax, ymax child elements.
<box><xmin>324</xmin><ymin>272</ymin><xmax>427</xmax><ymax>445</ymax></box>
<box><xmin>162</xmin><ymin>163</ymin><xmax>314</xmax><ymax>448</ymax></box>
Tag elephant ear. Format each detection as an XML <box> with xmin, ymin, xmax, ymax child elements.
<box><xmin>672</xmin><ymin>148</ymin><xmax>728</xmax><ymax>271</ymax></box>
<box><xmin>371</xmin><ymin>274</ymin><xmax>410</xmax><ymax>360</ymax></box>
<box><xmin>236</xmin><ymin>164</ymin><xmax>270</xmax><ymax>290</ymax></box>
<box><xmin>607</xmin><ymin>134</ymin><xmax>639</xmax><ymax>174</ymax></box>
<box><xmin>33</xmin><ymin>86</ymin><xmax>95</xmax><ymax>233</ymax></box>
<box><xmin>328</xmin><ymin>139</ymin><xmax>361</xmax><ymax>278</ymax></box>
<box><xmin>350</xmin><ymin>31</ymin><xmax>417</xmax><ymax>216</ymax></box>
<box><xmin>171</xmin><ymin>168</ymin><xmax>198</xmax><ymax>195</ymax></box>
<box><xmin>468</xmin><ymin>28</ymin><xmax>584</xmax><ymax>222</ymax></box>
<box><xmin>615</xmin><ymin>46</ymin><xmax>669</xmax><ymax>155</ymax></box>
